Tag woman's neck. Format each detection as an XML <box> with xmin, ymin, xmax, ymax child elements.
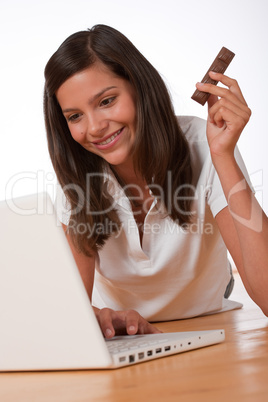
<box><xmin>110</xmin><ymin>161</ymin><xmax>152</xmax><ymax>209</ymax></box>
<box><xmin>110</xmin><ymin>160</ymin><xmax>144</xmax><ymax>187</ymax></box>
<box><xmin>110</xmin><ymin>162</ymin><xmax>154</xmax><ymax>245</ymax></box>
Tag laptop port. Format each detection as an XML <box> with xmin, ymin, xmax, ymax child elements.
<box><xmin>164</xmin><ymin>346</ymin><xmax>171</xmax><ymax>351</ymax></box>
<box><xmin>147</xmin><ymin>350</ymin><xmax>153</xmax><ymax>356</ymax></box>
<box><xmin>129</xmin><ymin>355</ymin><xmax>135</xmax><ymax>363</ymax></box>
<box><xmin>155</xmin><ymin>348</ymin><xmax>162</xmax><ymax>354</ymax></box>
<box><xmin>119</xmin><ymin>356</ymin><xmax>126</xmax><ymax>363</ymax></box>
<box><xmin>138</xmin><ymin>352</ymin><xmax>145</xmax><ymax>360</ymax></box>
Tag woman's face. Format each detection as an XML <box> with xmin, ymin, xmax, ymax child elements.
<box><xmin>56</xmin><ymin>63</ymin><xmax>137</xmax><ymax>169</ymax></box>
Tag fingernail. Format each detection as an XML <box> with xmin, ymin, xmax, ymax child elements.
<box><xmin>128</xmin><ymin>325</ymin><xmax>136</xmax><ymax>332</ymax></box>
<box><xmin>210</xmin><ymin>71</ymin><xmax>217</xmax><ymax>75</ymax></box>
<box><xmin>106</xmin><ymin>328</ymin><xmax>113</xmax><ymax>337</ymax></box>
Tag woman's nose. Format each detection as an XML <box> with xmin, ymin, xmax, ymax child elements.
<box><xmin>87</xmin><ymin>113</ymin><xmax>109</xmax><ymax>137</ymax></box>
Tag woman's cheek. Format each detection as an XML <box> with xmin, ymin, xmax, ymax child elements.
<box><xmin>69</xmin><ymin>125</ymin><xmax>83</xmax><ymax>143</ymax></box>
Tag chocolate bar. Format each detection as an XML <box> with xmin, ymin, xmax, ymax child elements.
<box><xmin>191</xmin><ymin>47</ymin><xmax>235</xmax><ymax>105</ymax></box>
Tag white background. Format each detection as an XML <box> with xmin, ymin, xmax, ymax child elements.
<box><xmin>1</xmin><ymin>0</ymin><xmax>267</xmax><ymax>212</ymax></box>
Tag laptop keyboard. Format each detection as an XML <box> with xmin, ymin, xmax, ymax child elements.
<box><xmin>106</xmin><ymin>336</ymin><xmax>169</xmax><ymax>355</ymax></box>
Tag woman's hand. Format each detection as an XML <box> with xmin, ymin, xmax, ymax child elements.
<box><xmin>195</xmin><ymin>72</ymin><xmax>251</xmax><ymax>161</ymax></box>
<box><xmin>93</xmin><ymin>307</ymin><xmax>162</xmax><ymax>339</ymax></box>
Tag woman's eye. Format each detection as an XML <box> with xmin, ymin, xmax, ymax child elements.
<box><xmin>67</xmin><ymin>113</ymin><xmax>80</xmax><ymax>122</ymax></box>
<box><xmin>100</xmin><ymin>97</ymin><xmax>116</xmax><ymax>107</ymax></box>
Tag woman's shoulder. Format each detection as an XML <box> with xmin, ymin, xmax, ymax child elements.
<box><xmin>177</xmin><ymin>115</ymin><xmax>207</xmax><ymax>143</ymax></box>
<box><xmin>177</xmin><ymin>116</ymin><xmax>211</xmax><ymax>171</ymax></box>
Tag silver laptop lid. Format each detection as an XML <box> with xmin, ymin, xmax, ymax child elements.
<box><xmin>0</xmin><ymin>193</ymin><xmax>113</xmax><ymax>371</ymax></box>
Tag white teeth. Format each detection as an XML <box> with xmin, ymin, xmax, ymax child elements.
<box><xmin>97</xmin><ymin>129</ymin><xmax>122</xmax><ymax>145</ymax></box>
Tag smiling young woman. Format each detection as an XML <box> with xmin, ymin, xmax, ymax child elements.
<box><xmin>44</xmin><ymin>24</ymin><xmax>268</xmax><ymax>339</ymax></box>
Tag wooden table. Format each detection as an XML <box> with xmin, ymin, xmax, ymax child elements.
<box><xmin>1</xmin><ymin>273</ymin><xmax>267</xmax><ymax>402</ymax></box>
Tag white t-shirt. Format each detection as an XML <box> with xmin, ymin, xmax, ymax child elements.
<box><xmin>57</xmin><ymin>116</ymin><xmax>252</xmax><ymax>321</ymax></box>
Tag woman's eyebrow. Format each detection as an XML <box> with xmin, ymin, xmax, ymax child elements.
<box><xmin>89</xmin><ymin>86</ymin><xmax>117</xmax><ymax>104</ymax></box>
<box><xmin>62</xmin><ymin>86</ymin><xmax>117</xmax><ymax>113</ymax></box>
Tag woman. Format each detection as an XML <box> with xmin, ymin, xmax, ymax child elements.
<box><xmin>44</xmin><ymin>24</ymin><xmax>268</xmax><ymax>339</ymax></box>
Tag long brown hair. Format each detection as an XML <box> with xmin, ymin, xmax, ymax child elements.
<box><xmin>44</xmin><ymin>24</ymin><xmax>192</xmax><ymax>255</ymax></box>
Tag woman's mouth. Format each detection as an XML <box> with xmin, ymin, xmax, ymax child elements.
<box><xmin>93</xmin><ymin>128</ymin><xmax>124</xmax><ymax>149</ymax></box>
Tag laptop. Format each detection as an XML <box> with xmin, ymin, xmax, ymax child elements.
<box><xmin>0</xmin><ymin>192</ymin><xmax>225</xmax><ymax>371</ymax></box>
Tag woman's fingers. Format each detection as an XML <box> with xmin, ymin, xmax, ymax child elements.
<box><xmin>125</xmin><ymin>309</ymin><xmax>143</xmax><ymax>335</ymax></box>
<box><xmin>196</xmin><ymin>72</ymin><xmax>250</xmax><ymax>113</ymax></box>
<box><xmin>96</xmin><ymin>308</ymin><xmax>117</xmax><ymax>338</ymax></box>
<box><xmin>209</xmin><ymin>98</ymin><xmax>251</xmax><ymax>129</ymax></box>
<box><xmin>96</xmin><ymin>308</ymin><xmax>162</xmax><ymax>338</ymax></box>
<box><xmin>128</xmin><ymin>313</ymin><xmax>163</xmax><ymax>335</ymax></box>
<box><xmin>196</xmin><ymin>72</ymin><xmax>251</xmax><ymax>130</ymax></box>
<box><xmin>194</xmin><ymin>73</ymin><xmax>252</xmax><ymax>158</ymax></box>
<box><xmin>209</xmin><ymin>71</ymin><xmax>248</xmax><ymax>105</ymax></box>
